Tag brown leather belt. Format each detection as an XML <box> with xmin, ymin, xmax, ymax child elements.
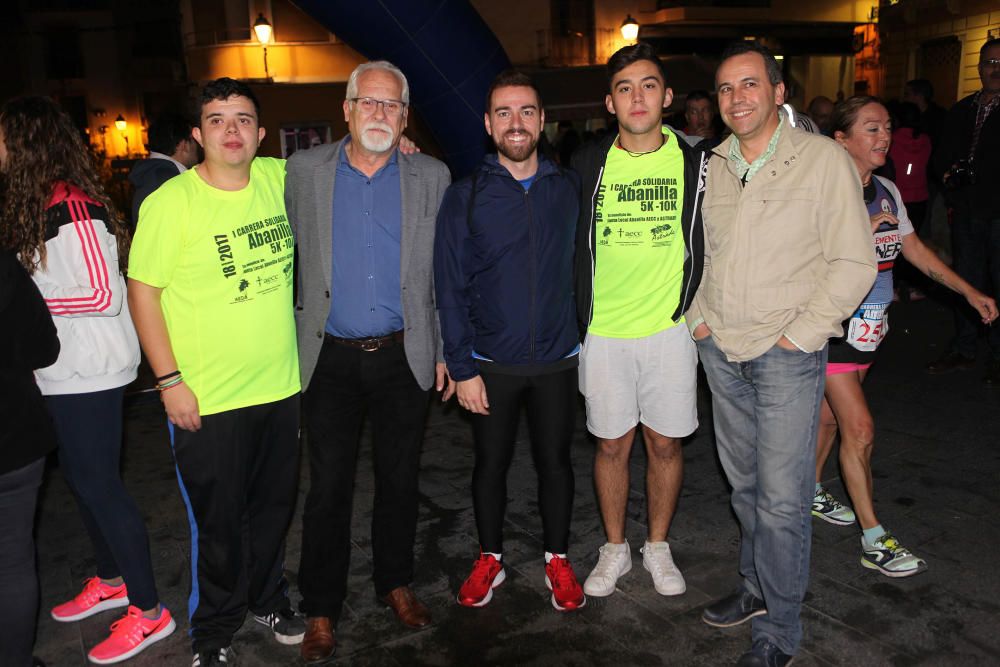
<box><xmin>326</xmin><ymin>330</ymin><xmax>404</xmax><ymax>352</ymax></box>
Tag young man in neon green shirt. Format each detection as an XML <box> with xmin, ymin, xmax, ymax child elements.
<box><xmin>571</xmin><ymin>43</ymin><xmax>708</xmax><ymax>599</ymax></box>
<box><xmin>128</xmin><ymin>78</ymin><xmax>304</xmax><ymax>665</ymax></box>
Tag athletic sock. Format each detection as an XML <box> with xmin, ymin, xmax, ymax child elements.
<box><xmin>485</xmin><ymin>551</ymin><xmax>502</xmax><ymax>562</ymax></box>
<box><xmin>544</xmin><ymin>552</ymin><xmax>566</xmax><ymax>564</ymax></box>
<box><xmin>862</xmin><ymin>524</ymin><xmax>886</xmax><ymax>548</ymax></box>
<box><xmin>815</xmin><ymin>482</ymin><xmax>822</xmax><ymax>495</ymax></box>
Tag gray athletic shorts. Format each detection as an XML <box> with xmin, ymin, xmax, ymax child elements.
<box><xmin>579</xmin><ymin>323</ymin><xmax>698</xmax><ymax>439</ymax></box>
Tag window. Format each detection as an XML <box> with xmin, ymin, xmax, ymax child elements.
<box><xmin>280</xmin><ymin>124</ymin><xmax>332</xmax><ymax>158</ymax></box>
<box><xmin>45</xmin><ymin>26</ymin><xmax>84</xmax><ymax>80</ymax></box>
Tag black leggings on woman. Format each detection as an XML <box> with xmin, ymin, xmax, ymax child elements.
<box><xmin>46</xmin><ymin>386</ymin><xmax>159</xmax><ymax>610</ymax></box>
<box><xmin>471</xmin><ymin>366</ymin><xmax>577</xmax><ymax>555</ymax></box>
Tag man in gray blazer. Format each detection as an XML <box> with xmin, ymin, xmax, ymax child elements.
<box><xmin>284</xmin><ymin>60</ymin><xmax>452</xmax><ymax>663</ymax></box>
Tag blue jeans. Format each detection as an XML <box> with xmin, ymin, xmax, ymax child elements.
<box><xmin>696</xmin><ymin>335</ymin><xmax>826</xmax><ymax>655</ymax></box>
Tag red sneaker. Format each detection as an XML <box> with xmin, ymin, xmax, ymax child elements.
<box><xmin>87</xmin><ymin>605</ymin><xmax>176</xmax><ymax>664</ymax></box>
<box><xmin>545</xmin><ymin>556</ymin><xmax>586</xmax><ymax>611</ymax></box>
<box><xmin>457</xmin><ymin>553</ymin><xmax>505</xmax><ymax>607</ymax></box>
<box><xmin>51</xmin><ymin>577</ymin><xmax>129</xmax><ymax>622</ymax></box>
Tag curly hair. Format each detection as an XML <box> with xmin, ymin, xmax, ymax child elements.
<box><xmin>0</xmin><ymin>96</ymin><xmax>130</xmax><ymax>274</ymax></box>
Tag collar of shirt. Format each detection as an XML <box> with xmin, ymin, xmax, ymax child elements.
<box><xmin>337</xmin><ymin>137</ymin><xmax>399</xmax><ymax>178</ymax></box>
<box><xmin>727</xmin><ymin>114</ymin><xmax>785</xmax><ymax>184</ymax></box>
<box><xmin>148</xmin><ymin>151</ymin><xmax>187</xmax><ymax>173</ymax></box>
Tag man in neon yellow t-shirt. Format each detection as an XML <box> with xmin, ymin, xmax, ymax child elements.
<box><xmin>571</xmin><ymin>43</ymin><xmax>708</xmax><ymax>599</ymax></box>
<box><xmin>128</xmin><ymin>78</ymin><xmax>304</xmax><ymax>664</ymax></box>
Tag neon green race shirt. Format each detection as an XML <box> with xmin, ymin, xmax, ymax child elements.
<box><xmin>129</xmin><ymin>157</ymin><xmax>300</xmax><ymax>415</ymax></box>
<box><xmin>590</xmin><ymin>128</ymin><xmax>686</xmax><ymax>338</ymax></box>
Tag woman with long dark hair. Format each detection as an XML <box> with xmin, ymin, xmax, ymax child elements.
<box><xmin>811</xmin><ymin>95</ymin><xmax>997</xmax><ymax>577</ymax></box>
<box><xmin>0</xmin><ymin>96</ymin><xmax>174</xmax><ymax>664</ymax></box>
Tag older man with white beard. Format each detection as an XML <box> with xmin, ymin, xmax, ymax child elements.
<box><xmin>284</xmin><ymin>60</ymin><xmax>452</xmax><ymax>663</ymax></box>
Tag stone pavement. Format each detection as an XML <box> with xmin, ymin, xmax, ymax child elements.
<box><xmin>32</xmin><ymin>296</ymin><xmax>1000</xmax><ymax>666</ymax></box>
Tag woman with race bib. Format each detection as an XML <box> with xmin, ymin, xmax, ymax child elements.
<box><xmin>810</xmin><ymin>96</ymin><xmax>997</xmax><ymax>577</ymax></box>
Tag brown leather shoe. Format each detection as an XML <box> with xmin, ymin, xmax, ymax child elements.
<box><xmin>379</xmin><ymin>586</ymin><xmax>432</xmax><ymax>629</ymax></box>
<box><xmin>300</xmin><ymin>617</ymin><xmax>336</xmax><ymax>664</ymax></box>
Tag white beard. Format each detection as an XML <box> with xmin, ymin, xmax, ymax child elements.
<box><xmin>358</xmin><ymin>120</ymin><xmax>396</xmax><ymax>153</ymax></box>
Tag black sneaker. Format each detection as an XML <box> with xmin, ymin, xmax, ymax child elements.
<box><xmin>735</xmin><ymin>640</ymin><xmax>795</xmax><ymax>666</ymax></box>
<box><xmin>702</xmin><ymin>588</ymin><xmax>767</xmax><ymax>628</ymax></box>
<box><xmin>191</xmin><ymin>647</ymin><xmax>234</xmax><ymax>666</ymax></box>
<box><xmin>984</xmin><ymin>359</ymin><xmax>1000</xmax><ymax>387</ymax></box>
<box><xmin>926</xmin><ymin>352</ymin><xmax>975</xmax><ymax>374</ymax></box>
<box><xmin>253</xmin><ymin>607</ymin><xmax>306</xmax><ymax>645</ymax></box>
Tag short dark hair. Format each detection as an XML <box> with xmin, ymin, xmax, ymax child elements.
<box><xmin>486</xmin><ymin>70</ymin><xmax>543</xmax><ymax>112</ymax></box>
<box><xmin>199</xmin><ymin>77</ymin><xmax>261</xmax><ymax>117</ymax></box>
<box><xmin>982</xmin><ymin>38</ymin><xmax>1000</xmax><ymax>59</ymax></box>
<box><xmin>719</xmin><ymin>40</ymin><xmax>783</xmax><ymax>86</ymax></box>
<box><xmin>607</xmin><ymin>42</ymin><xmax>666</xmax><ymax>91</ymax></box>
<box><xmin>685</xmin><ymin>90</ymin><xmax>712</xmax><ymax>106</ymax></box>
<box><xmin>896</xmin><ymin>101</ymin><xmax>923</xmax><ymax>135</ymax></box>
<box><xmin>904</xmin><ymin>78</ymin><xmax>933</xmax><ymax>102</ymax></box>
<box><xmin>146</xmin><ymin>113</ymin><xmax>194</xmax><ymax>155</ymax></box>
<box><xmin>830</xmin><ymin>95</ymin><xmax>883</xmax><ymax>137</ymax></box>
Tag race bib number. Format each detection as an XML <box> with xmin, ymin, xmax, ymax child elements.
<box><xmin>846</xmin><ymin>302</ymin><xmax>889</xmax><ymax>352</ymax></box>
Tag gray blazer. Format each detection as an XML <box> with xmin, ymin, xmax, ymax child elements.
<box><xmin>285</xmin><ymin>138</ymin><xmax>451</xmax><ymax>391</ymax></box>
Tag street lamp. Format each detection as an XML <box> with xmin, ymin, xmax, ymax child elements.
<box><xmin>253</xmin><ymin>13</ymin><xmax>272</xmax><ymax>80</ymax></box>
<box><xmin>620</xmin><ymin>14</ymin><xmax>639</xmax><ymax>42</ymax></box>
<box><xmin>115</xmin><ymin>114</ymin><xmax>129</xmax><ymax>155</ymax></box>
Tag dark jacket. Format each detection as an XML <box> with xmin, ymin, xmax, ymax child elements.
<box><xmin>434</xmin><ymin>154</ymin><xmax>580</xmax><ymax>381</ymax></box>
<box><xmin>128</xmin><ymin>157</ymin><xmax>181</xmax><ymax>224</ymax></box>
<box><xmin>933</xmin><ymin>92</ymin><xmax>1000</xmax><ymax>219</ymax></box>
<box><xmin>570</xmin><ymin>129</ymin><xmax>708</xmax><ymax>337</ymax></box>
<box><xmin>0</xmin><ymin>251</ymin><xmax>60</xmax><ymax>475</ymax></box>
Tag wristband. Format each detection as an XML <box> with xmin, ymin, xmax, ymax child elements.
<box><xmin>157</xmin><ymin>375</ymin><xmax>184</xmax><ymax>391</ymax></box>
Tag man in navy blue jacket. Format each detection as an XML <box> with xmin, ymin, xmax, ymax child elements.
<box><xmin>434</xmin><ymin>70</ymin><xmax>585</xmax><ymax>612</ymax></box>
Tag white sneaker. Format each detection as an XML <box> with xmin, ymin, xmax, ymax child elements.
<box><xmin>641</xmin><ymin>541</ymin><xmax>686</xmax><ymax>596</ymax></box>
<box><xmin>583</xmin><ymin>541</ymin><xmax>631</xmax><ymax>597</ymax></box>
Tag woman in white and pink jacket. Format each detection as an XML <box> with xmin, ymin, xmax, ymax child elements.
<box><xmin>0</xmin><ymin>96</ymin><xmax>174</xmax><ymax>665</ymax></box>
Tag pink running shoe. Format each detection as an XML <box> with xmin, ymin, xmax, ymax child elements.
<box><xmin>87</xmin><ymin>605</ymin><xmax>176</xmax><ymax>664</ymax></box>
<box><xmin>51</xmin><ymin>577</ymin><xmax>129</xmax><ymax>622</ymax></box>
<box><xmin>545</xmin><ymin>556</ymin><xmax>586</xmax><ymax>612</ymax></box>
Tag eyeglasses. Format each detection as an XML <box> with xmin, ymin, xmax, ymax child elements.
<box><xmin>349</xmin><ymin>97</ymin><xmax>406</xmax><ymax>117</ymax></box>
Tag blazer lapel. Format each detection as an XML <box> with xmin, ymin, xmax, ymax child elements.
<box><xmin>313</xmin><ymin>143</ymin><xmax>341</xmax><ymax>290</ymax></box>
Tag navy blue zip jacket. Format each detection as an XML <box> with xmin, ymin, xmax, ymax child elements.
<box><xmin>434</xmin><ymin>154</ymin><xmax>581</xmax><ymax>382</ymax></box>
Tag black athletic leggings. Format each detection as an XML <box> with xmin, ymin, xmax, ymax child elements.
<box><xmin>471</xmin><ymin>366</ymin><xmax>577</xmax><ymax>555</ymax></box>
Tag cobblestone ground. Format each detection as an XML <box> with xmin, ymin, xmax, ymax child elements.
<box><xmin>33</xmin><ymin>296</ymin><xmax>1000</xmax><ymax>666</ymax></box>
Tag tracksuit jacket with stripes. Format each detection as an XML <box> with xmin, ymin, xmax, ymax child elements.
<box><xmin>30</xmin><ymin>182</ymin><xmax>139</xmax><ymax>395</ymax></box>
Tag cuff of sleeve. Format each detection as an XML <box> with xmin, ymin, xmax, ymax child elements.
<box><xmin>448</xmin><ymin>361</ymin><xmax>479</xmax><ymax>382</ymax></box>
<box><xmin>781</xmin><ymin>331</ymin><xmax>810</xmax><ymax>353</ymax></box>
<box><xmin>687</xmin><ymin>317</ymin><xmax>705</xmax><ymax>335</ymax></box>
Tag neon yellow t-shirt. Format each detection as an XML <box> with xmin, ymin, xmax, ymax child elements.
<box><xmin>129</xmin><ymin>157</ymin><xmax>300</xmax><ymax>415</ymax></box>
<box><xmin>590</xmin><ymin>129</ymin><xmax>686</xmax><ymax>338</ymax></box>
